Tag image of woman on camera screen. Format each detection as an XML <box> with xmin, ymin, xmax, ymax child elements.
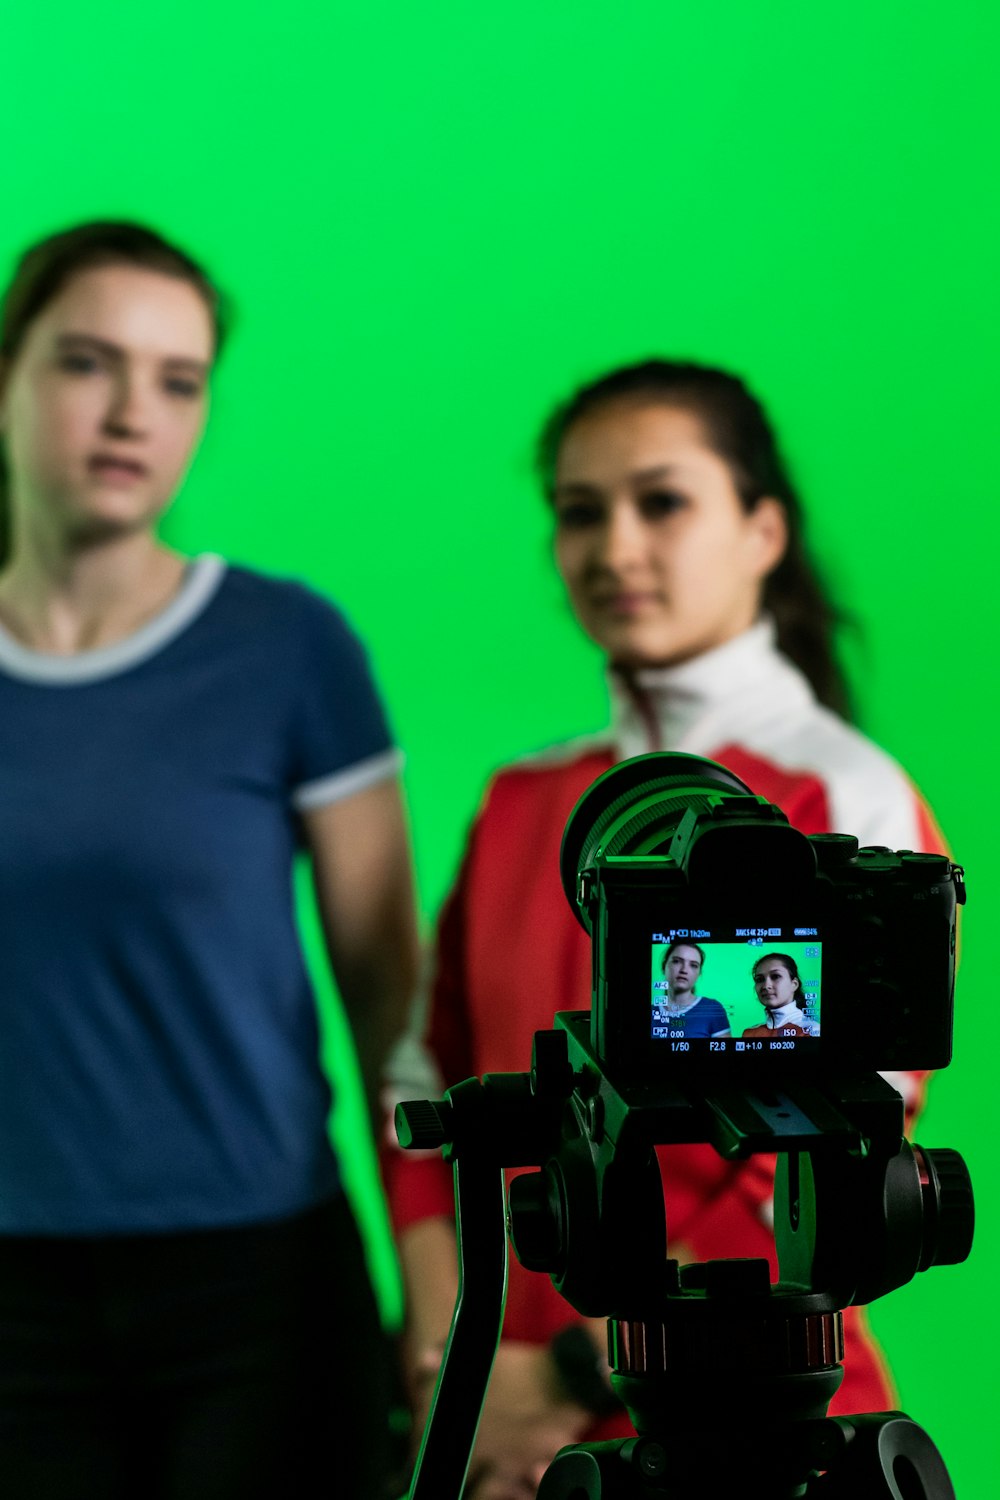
<box><xmin>0</xmin><ymin>221</ymin><xmax>420</xmax><ymax>1498</ymax></box>
<box><xmin>653</xmin><ymin>940</ymin><xmax>730</xmax><ymax>1037</ymax></box>
<box><xmin>743</xmin><ymin>952</ymin><xmax>820</xmax><ymax>1038</ymax></box>
<box><xmin>384</xmin><ymin>358</ymin><xmax>946</xmax><ymax>1497</ymax></box>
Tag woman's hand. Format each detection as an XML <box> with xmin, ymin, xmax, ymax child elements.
<box><xmin>405</xmin><ymin>1334</ymin><xmax>591</xmax><ymax>1495</ymax></box>
<box><xmin>466</xmin><ymin>1341</ymin><xmax>592</xmax><ymax>1496</ymax></box>
<box><xmin>398</xmin><ymin>1217</ymin><xmax>460</xmax><ymax>1447</ymax></box>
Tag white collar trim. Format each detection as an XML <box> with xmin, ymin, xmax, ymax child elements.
<box><xmin>0</xmin><ymin>554</ymin><xmax>227</xmax><ymax>685</ymax></box>
<box><xmin>609</xmin><ymin>617</ymin><xmax>814</xmax><ymax>759</ymax></box>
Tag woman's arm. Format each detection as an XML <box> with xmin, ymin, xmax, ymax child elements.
<box><xmin>396</xmin><ymin>1214</ymin><xmax>461</xmax><ymax>1420</ymax></box>
<box><xmin>302</xmin><ymin>776</ymin><xmax>420</xmax><ymax>1124</ymax></box>
<box><xmin>384</xmin><ymin>845</ymin><xmax>475</xmax><ymax>1387</ymax></box>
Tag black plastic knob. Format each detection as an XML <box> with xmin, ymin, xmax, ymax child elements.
<box><xmin>394</xmin><ymin>1098</ymin><xmax>454</xmax><ymax>1150</ymax></box>
<box><xmin>810</xmin><ymin>833</ymin><xmax>860</xmax><ymax>869</ymax></box>
<box><xmin>916</xmin><ymin>1146</ymin><xmax>975</xmax><ymax>1270</ymax></box>
<box><xmin>508</xmin><ymin>1169</ymin><xmax>563</xmax><ymax>1271</ymax></box>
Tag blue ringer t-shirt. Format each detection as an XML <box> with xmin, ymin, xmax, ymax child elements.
<box><xmin>0</xmin><ymin>556</ymin><xmax>401</xmax><ymax>1234</ymax></box>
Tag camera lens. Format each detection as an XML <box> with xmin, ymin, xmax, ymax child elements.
<box><xmin>559</xmin><ymin>752</ymin><xmax>753</xmax><ymax>930</ymax></box>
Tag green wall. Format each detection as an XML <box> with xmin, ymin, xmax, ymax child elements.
<box><xmin>3</xmin><ymin>1</ymin><xmax>996</xmax><ymax>1489</ymax></box>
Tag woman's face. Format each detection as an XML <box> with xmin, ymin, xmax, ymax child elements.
<box><xmin>0</xmin><ymin>263</ymin><xmax>214</xmax><ymax>548</ymax></box>
<box><xmin>754</xmin><ymin>960</ymin><xmax>800</xmax><ymax>1010</ymax></box>
<box><xmin>665</xmin><ymin>944</ymin><xmax>701</xmax><ymax>998</ymax></box>
<box><xmin>552</xmin><ymin>401</ymin><xmax>787</xmax><ymax>668</ymax></box>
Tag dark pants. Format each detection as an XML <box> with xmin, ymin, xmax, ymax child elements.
<box><xmin>0</xmin><ymin>1197</ymin><xmax>392</xmax><ymax>1499</ymax></box>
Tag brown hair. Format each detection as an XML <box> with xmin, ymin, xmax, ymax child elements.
<box><xmin>662</xmin><ymin>938</ymin><xmax>707</xmax><ymax>973</ymax></box>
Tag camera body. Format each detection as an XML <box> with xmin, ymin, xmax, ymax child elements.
<box><xmin>564</xmin><ymin>759</ymin><xmax>960</xmax><ymax>1081</ymax></box>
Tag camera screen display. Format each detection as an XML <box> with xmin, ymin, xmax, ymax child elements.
<box><xmin>650</xmin><ymin>926</ymin><xmax>822</xmax><ymax>1054</ymax></box>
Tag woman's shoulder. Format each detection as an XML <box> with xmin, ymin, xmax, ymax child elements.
<box><xmin>485</xmin><ymin>734</ymin><xmax>615</xmax><ymax>795</ymax></box>
<box><xmin>495</xmin><ymin>732</ymin><xmax>615</xmax><ymax>775</ymax></box>
<box><xmin>752</xmin><ymin>700</ymin><xmax>909</xmax><ymax>788</ymax></box>
<box><xmin>465</xmin><ymin>736</ymin><xmax>615</xmax><ymax>841</ymax></box>
<box><xmin>715</xmin><ymin>700</ymin><xmax>940</xmax><ymax>851</ymax></box>
<box><xmin>217</xmin><ymin>561</ymin><xmax>350</xmax><ymax>628</ymax></box>
<box><xmin>208</xmin><ymin>561</ymin><xmax>369</xmax><ymax>664</ymax></box>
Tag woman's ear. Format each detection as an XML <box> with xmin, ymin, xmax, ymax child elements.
<box><xmin>747</xmin><ymin>496</ymin><xmax>788</xmax><ymax>579</ymax></box>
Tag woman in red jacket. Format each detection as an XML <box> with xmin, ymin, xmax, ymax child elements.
<box><xmin>386</xmin><ymin>359</ymin><xmax>943</xmax><ymax>1499</ymax></box>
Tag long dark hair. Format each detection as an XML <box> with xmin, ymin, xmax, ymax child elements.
<box><xmin>0</xmin><ymin>220</ymin><xmax>229</xmax><ymax>567</ymax></box>
<box><xmin>537</xmin><ymin>359</ymin><xmax>852</xmax><ymax>717</ymax></box>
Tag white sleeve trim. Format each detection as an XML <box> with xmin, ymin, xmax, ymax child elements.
<box><xmin>292</xmin><ymin>746</ymin><xmax>404</xmax><ymax>811</ymax></box>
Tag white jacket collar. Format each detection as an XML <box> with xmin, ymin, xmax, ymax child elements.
<box><xmin>761</xmin><ymin>1002</ymin><xmax>807</xmax><ymax>1030</ymax></box>
<box><xmin>608</xmin><ymin>618</ymin><xmax>815</xmax><ymax>760</ymax></box>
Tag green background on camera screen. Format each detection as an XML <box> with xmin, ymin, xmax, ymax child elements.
<box><xmin>2</xmin><ymin>0</ymin><xmax>995</xmax><ymax>1487</ymax></box>
<box><xmin>653</xmin><ymin>943</ymin><xmax>821</xmax><ymax>1036</ymax></box>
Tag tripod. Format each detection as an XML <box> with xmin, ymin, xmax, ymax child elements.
<box><xmin>536</xmin><ymin>1269</ymin><xmax>953</xmax><ymax>1498</ymax></box>
<box><xmin>396</xmin><ymin>1017</ymin><xmax>973</xmax><ymax>1500</ymax></box>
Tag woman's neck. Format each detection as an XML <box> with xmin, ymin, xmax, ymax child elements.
<box><xmin>0</xmin><ymin>531</ymin><xmax>187</xmax><ymax>654</ymax></box>
<box><xmin>667</xmin><ymin>992</ymin><xmax>698</xmax><ymax>1014</ymax></box>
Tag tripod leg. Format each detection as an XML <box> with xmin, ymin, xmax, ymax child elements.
<box><xmin>810</xmin><ymin>1414</ymin><xmax>955</xmax><ymax>1500</ymax></box>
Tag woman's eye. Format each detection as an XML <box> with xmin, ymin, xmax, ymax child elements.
<box><xmin>555</xmin><ymin>501</ymin><xmax>604</xmax><ymax>530</ymax></box>
<box><xmin>59</xmin><ymin>353</ymin><xmax>101</xmax><ymax>374</ymax></box>
<box><xmin>164</xmin><ymin>377</ymin><xmax>203</xmax><ymax>399</ymax></box>
<box><xmin>640</xmin><ymin>489</ymin><xmax>687</xmax><ymax>518</ymax></box>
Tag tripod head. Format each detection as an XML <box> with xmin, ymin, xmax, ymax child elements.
<box><xmin>396</xmin><ymin>754</ymin><xmax>974</xmax><ymax>1499</ymax></box>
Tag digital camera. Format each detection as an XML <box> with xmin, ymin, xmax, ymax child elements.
<box><xmin>560</xmin><ymin>752</ymin><xmax>962</xmax><ymax>1080</ymax></box>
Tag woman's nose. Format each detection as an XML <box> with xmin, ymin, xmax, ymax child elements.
<box><xmin>598</xmin><ymin>500</ymin><xmax>648</xmax><ymax>571</ymax></box>
<box><xmin>104</xmin><ymin>375</ymin><xmax>151</xmax><ymax>437</ymax></box>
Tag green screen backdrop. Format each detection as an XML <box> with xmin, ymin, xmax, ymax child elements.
<box><xmin>3</xmin><ymin>2</ymin><xmax>996</xmax><ymax>1489</ymax></box>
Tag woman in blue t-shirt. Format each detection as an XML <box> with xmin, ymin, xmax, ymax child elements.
<box><xmin>655</xmin><ymin>939</ymin><xmax>731</xmax><ymax>1037</ymax></box>
<box><xmin>0</xmin><ymin>220</ymin><xmax>419</xmax><ymax>1498</ymax></box>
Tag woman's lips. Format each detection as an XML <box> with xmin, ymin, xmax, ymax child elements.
<box><xmin>593</xmin><ymin>592</ymin><xmax>660</xmax><ymax>616</ymax></box>
<box><xmin>88</xmin><ymin>455</ymin><xmax>148</xmax><ymax>482</ymax></box>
